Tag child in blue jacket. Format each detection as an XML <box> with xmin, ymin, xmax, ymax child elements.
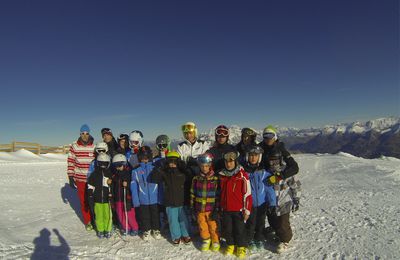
<box><xmin>243</xmin><ymin>145</ymin><xmax>276</xmax><ymax>252</ymax></box>
<box><xmin>131</xmin><ymin>146</ymin><xmax>161</xmax><ymax>241</ymax></box>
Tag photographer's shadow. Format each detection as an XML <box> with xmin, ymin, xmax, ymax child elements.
<box><xmin>31</xmin><ymin>228</ymin><xmax>70</xmax><ymax>260</ymax></box>
<box><xmin>61</xmin><ymin>183</ymin><xmax>83</xmax><ymax>223</ymax></box>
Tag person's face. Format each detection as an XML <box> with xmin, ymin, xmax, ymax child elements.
<box><xmin>141</xmin><ymin>157</ymin><xmax>149</xmax><ymax>163</ymax></box>
<box><xmin>103</xmin><ymin>133</ymin><xmax>112</xmax><ymax>143</ymax></box>
<box><xmin>80</xmin><ymin>132</ymin><xmax>90</xmax><ymax>142</ymax></box>
<box><xmin>200</xmin><ymin>164</ymin><xmax>211</xmax><ymax>174</ymax></box>
<box><xmin>225</xmin><ymin>160</ymin><xmax>236</xmax><ymax>171</ymax></box>
<box><xmin>116</xmin><ymin>165</ymin><xmax>124</xmax><ymax>171</ymax></box>
<box><xmin>184</xmin><ymin>132</ymin><xmax>196</xmax><ymax>143</ymax></box>
<box><xmin>216</xmin><ymin>135</ymin><xmax>227</xmax><ymax>145</ymax></box>
<box><xmin>168</xmin><ymin>162</ymin><xmax>177</xmax><ymax>168</ymax></box>
<box><xmin>248</xmin><ymin>153</ymin><xmax>260</xmax><ymax>165</ymax></box>
<box><xmin>264</xmin><ymin>138</ymin><xmax>275</xmax><ymax>146</ymax></box>
<box><xmin>119</xmin><ymin>139</ymin><xmax>126</xmax><ymax>148</ymax></box>
<box><xmin>242</xmin><ymin>135</ymin><xmax>252</xmax><ymax>145</ymax></box>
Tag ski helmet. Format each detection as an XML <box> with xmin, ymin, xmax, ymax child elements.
<box><xmin>95</xmin><ymin>142</ymin><xmax>109</xmax><ymax>154</ymax></box>
<box><xmin>181</xmin><ymin>122</ymin><xmax>197</xmax><ymax>139</ymax></box>
<box><xmin>215</xmin><ymin>125</ymin><xmax>229</xmax><ymax>137</ymax></box>
<box><xmin>101</xmin><ymin>128</ymin><xmax>113</xmax><ymax>137</ymax></box>
<box><xmin>97</xmin><ymin>153</ymin><xmax>111</xmax><ymax>169</ymax></box>
<box><xmin>166</xmin><ymin>151</ymin><xmax>180</xmax><ymax>164</ymax></box>
<box><xmin>129</xmin><ymin>130</ymin><xmax>144</xmax><ymax>148</ymax></box>
<box><xmin>117</xmin><ymin>133</ymin><xmax>129</xmax><ymax>141</ymax></box>
<box><xmin>266</xmin><ymin>151</ymin><xmax>282</xmax><ymax>173</ymax></box>
<box><xmin>245</xmin><ymin>145</ymin><xmax>264</xmax><ymax>165</ymax></box>
<box><xmin>156</xmin><ymin>134</ymin><xmax>171</xmax><ymax>151</ymax></box>
<box><xmin>138</xmin><ymin>146</ymin><xmax>153</xmax><ymax>161</ymax></box>
<box><xmin>223</xmin><ymin>151</ymin><xmax>239</xmax><ymax>162</ymax></box>
<box><xmin>241</xmin><ymin>127</ymin><xmax>257</xmax><ymax>143</ymax></box>
<box><xmin>263</xmin><ymin>125</ymin><xmax>278</xmax><ymax>141</ymax></box>
<box><xmin>112</xmin><ymin>153</ymin><xmax>127</xmax><ymax>168</ymax></box>
<box><xmin>197</xmin><ymin>153</ymin><xmax>213</xmax><ymax>165</ymax></box>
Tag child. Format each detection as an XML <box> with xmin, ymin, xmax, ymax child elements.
<box><xmin>151</xmin><ymin>151</ymin><xmax>192</xmax><ymax>246</ymax></box>
<box><xmin>243</xmin><ymin>145</ymin><xmax>276</xmax><ymax>253</ymax></box>
<box><xmin>130</xmin><ymin>146</ymin><xmax>161</xmax><ymax>241</ymax></box>
<box><xmin>112</xmin><ymin>153</ymin><xmax>139</xmax><ymax>236</ymax></box>
<box><xmin>87</xmin><ymin>153</ymin><xmax>114</xmax><ymax>238</ymax></box>
<box><xmin>190</xmin><ymin>153</ymin><xmax>220</xmax><ymax>252</ymax></box>
<box><xmin>126</xmin><ymin>130</ymin><xmax>143</xmax><ymax>168</ymax></box>
<box><xmin>219</xmin><ymin>151</ymin><xmax>252</xmax><ymax>258</ymax></box>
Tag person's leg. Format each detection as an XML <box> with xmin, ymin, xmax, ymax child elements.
<box><xmin>76</xmin><ymin>181</ymin><xmax>91</xmax><ymax>225</ymax></box>
<box><xmin>177</xmin><ymin>206</ymin><xmax>190</xmax><ymax>237</ymax></box>
<box><xmin>197</xmin><ymin>212</ymin><xmax>210</xmax><ymax>240</ymax></box>
<box><xmin>139</xmin><ymin>205</ymin><xmax>152</xmax><ymax>232</ymax></box>
<box><xmin>275</xmin><ymin>213</ymin><xmax>293</xmax><ymax>243</ymax></box>
<box><xmin>114</xmin><ymin>202</ymin><xmax>126</xmax><ymax>231</ymax></box>
<box><xmin>104</xmin><ymin>203</ymin><xmax>113</xmax><ymax>232</ymax></box>
<box><xmin>166</xmin><ymin>207</ymin><xmax>181</xmax><ymax>240</ymax></box>
<box><xmin>254</xmin><ymin>205</ymin><xmax>267</xmax><ymax>241</ymax></box>
<box><xmin>232</xmin><ymin>212</ymin><xmax>247</xmax><ymax>247</ymax></box>
<box><xmin>150</xmin><ymin>204</ymin><xmax>160</xmax><ymax>231</ymax></box>
<box><xmin>94</xmin><ymin>203</ymin><xmax>104</xmax><ymax>232</ymax></box>
<box><xmin>205</xmin><ymin>212</ymin><xmax>219</xmax><ymax>244</ymax></box>
<box><xmin>221</xmin><ymin>212</ymin><xmax>234</xmax><ymax>246</ymax></box>
<box><xmin>245</xmin><ymin>207</ymin><xmax>257</xmax><ymax>243</ymax></box>
<box><xmin>127</xmin><ymin>207</ymin><xmax>139</xmax><ymax>232</ymax></box>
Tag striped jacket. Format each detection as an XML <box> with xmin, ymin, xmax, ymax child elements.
<box><xmin>219</xmin><ymin>166</ymin><xmax>252</xmax><ymax>215</ymax></box>
<box><xmin>190</xmin><ymin>171</ymin><xmax>219</xmax><ymax>213</ymax></box>
<box><xmin>67</xmin><ymin>138</ymin><xmax>95</xmax><ymax>183</ymax></box>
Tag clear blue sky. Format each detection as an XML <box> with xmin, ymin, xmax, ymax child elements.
<box><xmin>0</xmin><ymin>0</ymin><xmax>398</xmax><ymax>145</ymax></box>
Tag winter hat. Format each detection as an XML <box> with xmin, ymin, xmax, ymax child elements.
<box><xmin>80</xmin><ymin>124</ymin><xmax>90</xmax><ymax>134</ymax></box>
<box><xmin>263</xmin><ymin>125</ymin><xmax>278</xmax><ymax>141</ymax></box>
<box><xmin>101</xmin><ymin>128</ymin><xmax>113</xmax><ymax>137</ymax></box>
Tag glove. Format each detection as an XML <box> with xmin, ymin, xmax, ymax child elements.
<box><xmin>210</xmin><ymin>209</ymin><xmax>219</xmax><ymax>221</ymax></box>
<box><xmin>292</xmin><ymin>198</ymin><xmax>300</xmax><ymax>212</ymax></box>
<box><xmin>267</xmin><ymin>206</ymin><xmax>276</xmax><ymax>216</ymax></box>
<box><xmin>69</xmin><ymin>177</ymin><xmax>76</xmax><ymax>189</ymax></box>
<box><xmin>267</xmin><ymin>175</ymin><xmax>282</xmax><ymax>185</ymax></box>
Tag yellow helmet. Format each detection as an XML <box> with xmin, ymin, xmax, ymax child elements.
<box><xmin>181</xmin><ymin>122</ymin><xmax>197</xmax><ymax>138</ymax></box>
<box><xmin>166</xmin><ymin>151</ymin><xmax>181</xmax><ymax>159</ymax></box>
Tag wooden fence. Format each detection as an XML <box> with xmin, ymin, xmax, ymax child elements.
<box><xmin>0</xmin><ymin>141</ymin><xmax>70</xmax><ymax>154</ymax></box>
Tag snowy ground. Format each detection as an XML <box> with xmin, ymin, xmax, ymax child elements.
<box><xmin>0</xmin><ymin>150</ymin><xmax>399</xmax><ymax>259</ymax></box>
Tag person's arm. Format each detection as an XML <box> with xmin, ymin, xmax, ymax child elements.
<box><xmin>67</xmin><ymin>145</ymin><xmax>76</xmax><ymax>188</ymax></box>
<box><xmin>280</xmin><ymin>143</ymin><xmax>299</xmax><ymax>179</ymax></box>
<box><xmin>263</xmin><ymin>171</ymin><xmax>277</xmax><ymax>207</ymax></box>
<box><xmin>242</xmin><ymin>172</ymin><xmax>252</xmax><ymax>221</ymax></box>
<box><xmin>130</xmin><ymin>171</ymin><xmax>140</xmax><ymax>207</ymax></box>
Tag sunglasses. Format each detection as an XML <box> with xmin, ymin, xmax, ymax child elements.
<box><xmin>215</xmin><ymin>128</ymin><xmax>229</xmax><ymax>137</ymax></box>
<box><xmin>113</xmin><ymin>162</ymin><xmax>127</xmax><ymax>168</ymax></box>
<box><xmin>81</xmin><ymin>132</ymin><xmax>90</xmax><ymax>136</ymax></box>
<box><xmin>157</xmin><ymin>143</ymin><xmax>168</xmax><ymax>149</ymax></box>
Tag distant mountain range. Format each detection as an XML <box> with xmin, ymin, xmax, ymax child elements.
<box><xmin>193</xmin><ymin>117</ymin><xmax>400</xmax><ymax>159</ymax></box>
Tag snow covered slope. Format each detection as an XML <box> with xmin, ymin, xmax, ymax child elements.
<box><xmin>0</xmin><ymin>153</ymin><xmax>399</xmax><ymax>259</ymax></box>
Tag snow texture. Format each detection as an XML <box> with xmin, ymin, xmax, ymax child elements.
<box><xmin>0</xmin><ymin>150</ymin><xmax>399</xmax><ymax>259</ymax></box>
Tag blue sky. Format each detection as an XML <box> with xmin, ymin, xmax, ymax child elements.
<box><xmin>0</xmin><ymin>0</ymin><xmax>398</xmax><ymax>145</ymax></box>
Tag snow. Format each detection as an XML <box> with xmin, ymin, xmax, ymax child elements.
<box><xmin>0</xmin><ymin>152</ymin><xmax>399</xmax><ymax>259</ymax></box>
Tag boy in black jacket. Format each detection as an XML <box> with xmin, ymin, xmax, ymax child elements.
<box><xmin>87</xmin><ymin>153</ymin><xmax>114</xmax><ymax>238</ymax></box>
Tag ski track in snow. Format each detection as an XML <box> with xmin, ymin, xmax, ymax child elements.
<box><xmin>0</xmin><ymin>154</ymin><xmax>399</xmax><ymax>259</ymax></box>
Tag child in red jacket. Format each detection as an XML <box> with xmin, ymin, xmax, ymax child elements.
<box><xmin>218</xmin><ymin>151</ymin><xmax>252</xmax><ymax>258</ymax></box>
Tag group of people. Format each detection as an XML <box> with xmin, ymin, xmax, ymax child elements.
<box><xmin>67</xmin><ymin>122</ymin><xmax>301</xmax><ymax>258</ymax></box>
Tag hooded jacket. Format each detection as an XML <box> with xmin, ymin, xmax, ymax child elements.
<box><xmin>244</xmin><ymin>164</ymin><xmax>276</xmax><ymax>208</ymax></box>
<box><xmin>87</xmin><ymin>166</ymin><xmax>113</xmax><ymax>203</ymax></box>
<box><xmin>130</xmin><ymin>162</ymin><xmax>160</xmax><ymax>207</ymax></box>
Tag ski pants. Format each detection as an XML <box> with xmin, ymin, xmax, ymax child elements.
<box><xmin>166</xmin><ymin>206</ymin><xmax>189</xmax><ymax>240</ymax></box>
<box><xmin>138</xmin><ymin>204</ymin><xmax>160</xmax><ymax>232</ymax></box>
<box><xmin>221</xmin><ymin>211</ymin><xmax>248</xmax><ymax>247</ymax></box>
<box><xmin>115</xmin><ymin>201</ymin><xmax>139</xmax><ymax>232</ymax></box>
<box><xmin>246</xmin><ymin>205</ymin><xmax>267</xmax><ymax>242</ymax></box>
<box><xmin>94</xmin><ymin>203</ymin><xmax>113</xmax><ymax>232</ymax></box>
<box><xmin>197</xmin><ymin>211</ymin><xmax>219</xmax><ymax>243</ymax></box>
<box><xmin>267</xmin><ymin>212</ymin><xmax>293</xmax><ymax>243</ymax></box>
<box><xmin>76</xmin><ymin>181</ymin><xmax>91</xmax><ymax>225</ymax></box>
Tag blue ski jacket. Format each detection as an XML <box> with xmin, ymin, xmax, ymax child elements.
<box><xmin>130</xmin><ymin>162</ymin><xmax>160</xmax><ymax>207</ymax></box>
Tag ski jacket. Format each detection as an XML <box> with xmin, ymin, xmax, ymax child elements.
<box><xmin>219</xmin><ymin>166</ymin><xmax>252</xmax><ymax>215</ymax></box>
<box><xmin>151</xmin><ymin>162</ymin><xmax>192</xmax><ymax>207</ymax></box>
<box><xmin>87</xmin><ymin>166</ymin><xmax>113</xmax><ymax>203</ymax></box>
<box><xmin>126</xmin><ymin>149</ymin><xmax>139</xmax><ymax>169</ymax></box>
<box><xmin>112</xmin><ymin>168</ymin><xmax>132</xmax><ymax>203</ymax></box>
<box><xmin>259</xmin><ymin>141</ymin><xmax>299</xmax><ymax>179</ymax></box>
<box><xmin>207</xmin><ymin>143</ymin><xmax>236</xmax><ymax>173</ymax></box>
<box><xmin>272</xmin><ymin>176</ymin><xmax>301</xmax><ymax>216</ymax></box>
<box><xmin>67</xmin><ymin>137</ymin><xmax>95</xmax><ymax>183</ymax></box>
<box><xmin>244</xmin><ymin>164</ymin><xmax>276</xmax><ymax>208</ymax></box>
<box><xmin>190</xmin><ymin>171</ymin><xmax>219</xmax><ymax>213</ymax></box>
<box><xmin>177</xmin><ymin>139</ymin><xmax>210</xmax><ymax>163</ymax></box>
<box><xmin>130</xmin><ymin>162</ymin><xmax>160</xmax><ymax>207</ymax></box>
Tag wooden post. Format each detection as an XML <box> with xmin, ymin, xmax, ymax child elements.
<box><xmin>37</xmin><ymin>144</ymin><xmax>41</xmax><ymax>155</ymax></box>
<box><xmin>12</xmin><ymin>141</ymin><xmax>16</xmax><ymax>152</ymax></box>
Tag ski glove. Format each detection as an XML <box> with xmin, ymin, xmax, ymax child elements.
<box><xmin>267</xmin><ymin>175</ymin><xmax>282</xmax><ymax>185</ymax></box>
<box><xmin>292</xmin><ymin>198</ymin><xmax>300</xmax><ymax>212</ymax></box>
<box><xmin>69</xmin><ymin>176</ymin><xmax>76</xmax><ymax>189</ymax></box>
<box><xmin>267</xmin><ymin>206</ymin><xmax>276</xmax><ymax>216</ymax></box>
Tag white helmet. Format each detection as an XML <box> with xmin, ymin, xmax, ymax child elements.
<box><xmin>95</xmin><ymin>142</ymin><xmax>108</xmax><ymax>154</ymax></box>
<box><xmin>97</xmin><ymin>153</ymin><xmax>111</xmax><ymax>169</ymax></box>
<box><xmin>129</xmin><ymin>130</ymin><xmax>143</xmax><ymax>148</ymax></box>
<box><xmin>112</xmin><ymin>153</ymin><xmax>127</xmax><ymax>164</ymax></box>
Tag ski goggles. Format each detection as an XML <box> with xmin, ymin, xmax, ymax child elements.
<box><xmin>242</xmin><ymin>128</ymin><xmax>256</xmax><ymax>136</ymax></box>
<box><xmin>96</xmin><ymin>149</ymin><xmax>107</xmax><ymax>154</ymax></box>
<box><xmin>224</xmin><ymin>151</ymin><xmax>238</xmax><ymax>161</ymax></box>
<box><xmin>166</xmin><ymin>157</ymin><xmax>178</xmax><ymax>164</ymax></box>
<box><xmin>263</xmin><ymin>132</ymin><xmax>276</xmax><ymax>140</ymax></box>
<box><xmin>113</xmin><ymin>161</ymin><xmax>127</xmax><ymax>168</ymax></box>
<box><xmin>97</xmin><ymin>161</ymin><xmax>110</xmax><ymax>169</ymax></box>
<box><xmin>247</xmin><ymin>146</ymin><xmax>264</xmax><ymax>155</ymax></box>
<box><xmin>157</xmin><ymin>143</ymin><xmax>168</xmax><ymax>150</ymax></box>
<box><xmin>130</xmin><ymin>140</ymin><xmax>140</xmax><ymax>146</ymax></box>
<box><xmin>118</xmin><ymin>134</ymin><xmax>128</xmax><ymax>140</ymax></box>
<box><xmin>215</xmin><ymin>128</ymin><xmax>229</xmax><ymax>137</ymax></box>
<box><xmin>182</xmin><ymin>124</ymin><xmax>196</xmax><ymax>133</ymax></box>
<box><xmin>101</xmin><ymin>128</ymin><xmax>113</xmax><ymax>136</ymax></box>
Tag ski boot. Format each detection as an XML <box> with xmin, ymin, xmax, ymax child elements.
<box><xmin>236</xmin><ymin>247</ymin><xmax>247</xmax><ymax>259</ymax></box>
<box><xmin>225</xmin><ymin>245</ymin><xmax>235</xmax><ymax>256</ymax></box>
<box><xmin>210</xmin><ymin>242</ymin><xmax>220</xmax><ymax>252</ymax></box>
<box><xmin>200</xmin><ymin>239</ymin><xmax>211</xmax><ymax>251</ymax></box>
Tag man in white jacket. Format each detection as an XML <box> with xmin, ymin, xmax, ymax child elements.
<box><xmin>177</xmin><ymin>122</ymin><xmax>210</xmax><ymax>164</ymax></box>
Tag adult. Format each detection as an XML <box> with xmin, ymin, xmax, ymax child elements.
<box><xmin>67</xmin><ymin>124</ymin><xmax>95</xmax><ymax>230</ymax></box>
<box><xmin>207</xmin><ymin>125</ymin><xmax>236</xmax><ymax>173</ymax></box>
<box><xmin>101</xmin><ymin>128</ymin><xmax>118</xmax><ymax>158</ymax></box>
<box><xmin>236</xmin><ymin>127</ymin><xmax>258</xmax><ymax>158</ymax></box>
<box><xmin>116</xmin><ymin>133</ymin><xmax>129</xmax><ymax>155</ymax></box>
